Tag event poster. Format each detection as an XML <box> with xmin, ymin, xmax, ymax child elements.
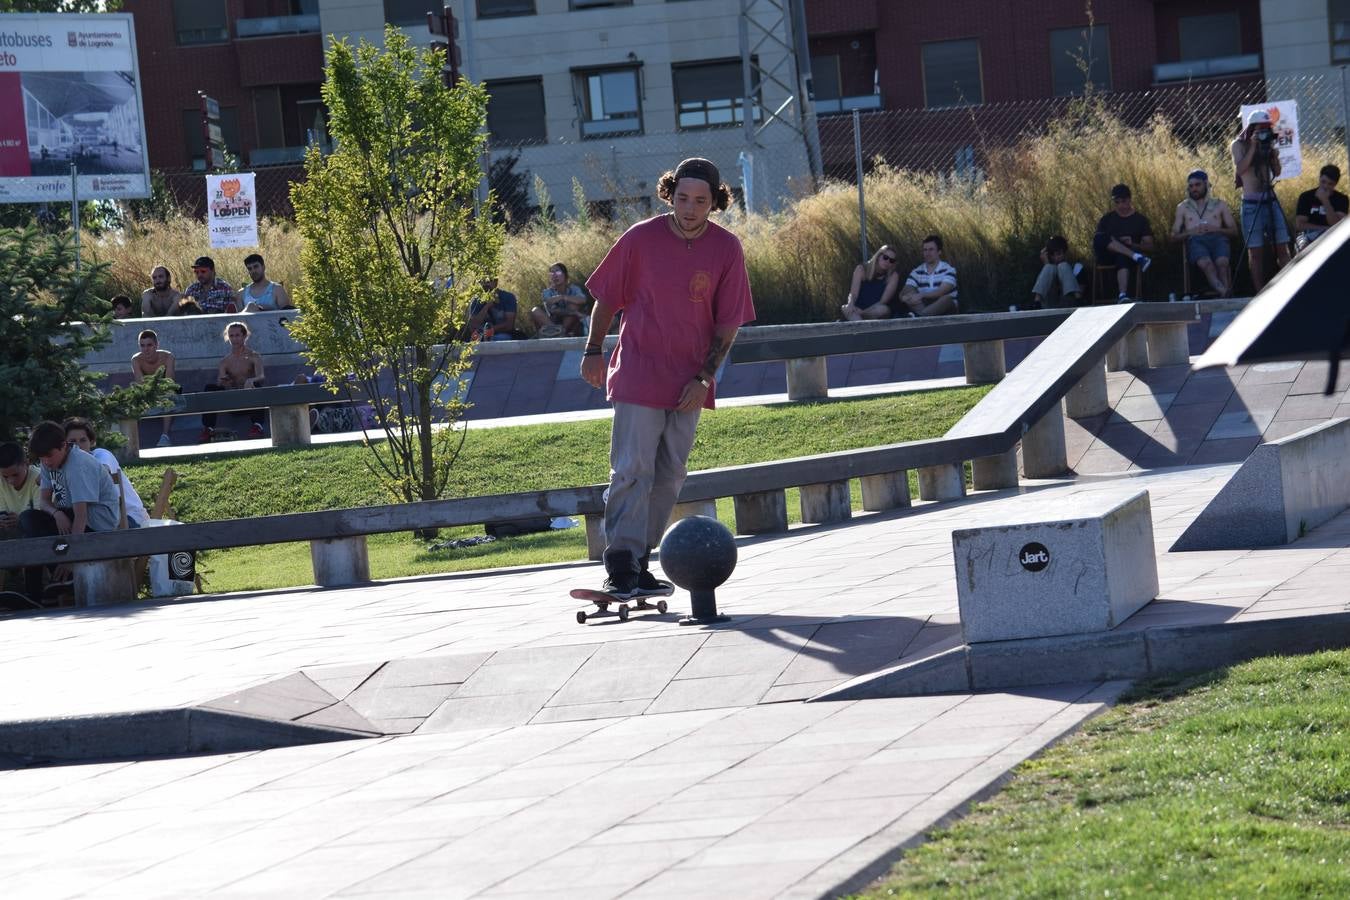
<box><xmin>206</xmin><ymin>172</ymin><xmax>259</xmax><ymax>248</ymax></box>
<box><xmin>0</xmin><ymin>13</ymin><xmax>150</xmax><ymax>202</ymax></box>
<box><xmin>1238</xmin><ymin>99</ymin><xmax>1301</xmax><ymax>180</ymax></box>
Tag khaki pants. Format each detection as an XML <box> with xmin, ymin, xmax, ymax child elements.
<box><xmin>604</xmin><ymin>402</ymin><xmax>701</xmax><ymax>574</ymax></box>
<box><xmin>1032</xmin><ymin>262</ymin><xmax>1079</xmax><ymax>307</ymax></box>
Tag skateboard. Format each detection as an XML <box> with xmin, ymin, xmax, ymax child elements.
<box><xmin>570</xmin><ymin>586</ymin><xmax>672</xmax><ymax>624</ymax></box>
<box><xmin>0</xmin><ymin>591</ymin><xmax>42</xmax><ymax>612</ymax></box>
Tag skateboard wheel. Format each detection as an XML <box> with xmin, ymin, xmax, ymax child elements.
<box><xmin>576</xmin><ymin>610</ymin><xmax>587</xmax><ymax>625</ymax></box>
<box><xmin>618</xmin><ymin>604</ymin><xmax>630</xmax><ymax>621</ymax></box>
<box><xmin>656</xmin><ymin>600</ymin><xmax>668</xmax><ymax>614</ymax></box>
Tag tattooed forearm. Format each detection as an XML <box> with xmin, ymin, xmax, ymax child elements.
<box><xmin>700</xmin><ymin>331</ymin><xmax>736</xmax><ymax>380</ymax></box>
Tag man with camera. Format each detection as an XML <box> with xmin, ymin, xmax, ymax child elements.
<box><xmin>1231</xmin><ymin>109</ymin><xmax>1290</xmax><ymax>291</ymax></box>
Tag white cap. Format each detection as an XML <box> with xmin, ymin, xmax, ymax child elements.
<box><xmin>1246</xmin><ymin>108</ymin><xmax>1272</xmax><ymax>127</ymax></box>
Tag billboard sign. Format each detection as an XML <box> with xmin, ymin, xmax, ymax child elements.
<box><xmin>206</xmin><ymin>172</ymin><xmax>258</xmax><ymax>248</ymax></box>
<box><xmin>0</xmin><ymin>13</ymin><xmax>151</xmax><ymax>203</ymax></box>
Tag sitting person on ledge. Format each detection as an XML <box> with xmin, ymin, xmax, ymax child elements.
<box><xmin>531</xmin><ymin>262</ymin><xmax>588</xmax><ymax>337</ymax></box>
<box><xmin>1093</xmin><ymin>183</ymin><xmax>1154</xmax><ymax>302</ymax></box>
<box><xmin>199</xmin><ymin>321</ymin><xmax>267</xmax><ymax>443</ymax></box>
<box><xmin>898</xmin><ymin>234</ymin><xmax>958</xmax><ymax>317</ymax></box>
<box><xmin>841</xmin><ymin>244</ymin><xmax>901</xmax><ymax>321</ymax></box>
<box><xmin>1030</xmin><ymin>235</ymin><xmax>1082</xmax><ymax>309</ymax></box>
<box><xmin>1170</xmin><ymin>169</ymin><xmax>1236</xmax><ymax>298</ymax></box>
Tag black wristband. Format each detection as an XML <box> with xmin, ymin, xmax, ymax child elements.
<box><xmin>584</xmin><ymin>348</ymin><xmax>602</xmax><ymax>356</ymax></box>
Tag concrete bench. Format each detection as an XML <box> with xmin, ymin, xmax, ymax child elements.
<box><xmin>1173</xmin><ymin>417</ymin><xmax>1350</xmax><ymax>551</ymax></box>
<box><xmin>952</xmin><ymin>488</ymin><xmax>1158</xmax><ymax>643</ymax></box>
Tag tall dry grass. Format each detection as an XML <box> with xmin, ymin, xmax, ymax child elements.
<box><xmin>87</xmin><ymin>103</ymin><xmax>1345</xmax><ymax>321</ymax></box>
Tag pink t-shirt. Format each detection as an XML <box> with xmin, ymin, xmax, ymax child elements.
<box><xmin>585</xmin><ymin>215</ymin><xmax>755</xmax><ymax>410</ymax></box>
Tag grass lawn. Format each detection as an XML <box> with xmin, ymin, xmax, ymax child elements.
<box><xmin>125</xmin><ymin>386</ymin><xmax>988</xmax><ymax>593</ymax></box>
<box><xmin>858</xmin><ymin>650</ymin><xmax>1350</xmax><ymax>898</ymax></box>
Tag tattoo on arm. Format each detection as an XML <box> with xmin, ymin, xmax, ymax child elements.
<box><xmin>700</xmin><ymin>334</ymin><xmax>732</xmax><ymax>380</ymax></box>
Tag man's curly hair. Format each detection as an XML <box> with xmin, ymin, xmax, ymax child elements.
<box><xmin>657</xmin><ymin>169</ymin><xmax>733</xmax><ymax>212</ymax></box>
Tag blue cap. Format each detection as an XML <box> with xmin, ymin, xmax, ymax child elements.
<box><xmin>1188</xmin><ymin>169</ymin><xmax>1208</xmax><ymax>182</ymax></box>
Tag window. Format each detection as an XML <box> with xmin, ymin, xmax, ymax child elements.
<box><xmin>1332</xmin><ymin>0</ymin><xmax>1350</xmax><ymax>63</ymax></box>
<box><xmin>182</xmin><ymin>107</ymin><xmax>240</xmax><ymax>169</ymax></box>
<box><xmin>1049</xmin><ymin>25</ymin><xmax>1111</xmax><ymax>96</ymax></box>
<box><xmin>921</xmin><ymin>39</ymin><xmax>982</xmax><ymax>108</ymax></box>
<box><xmin>1178</xmin><ymin>12</ymin><xmax>1241</xmax><ymax>61</ymax></box>
<box><xmin>486</xmin><ymin>78</ymin><xmax>547</xmax><ymax>144</ymax></box>
<box><xmin>570</xmin><ymin>0</ymin><xmax>631</xmax><ymax>8</ymax></box>
<box><xmin>477</xmin><ymin>0</ymin><xmax>535</xmax><ymax>17</ymax></box>
<box><xmin>172</xmin><ymin>0</ymin><xmax>227</xmax><ymax>45</ymax></box>
<box><xmin>809</xmin><ymin>32</ymin><xmax>880</xmax><ymax>113</ymax></box>
<box><xmin>672</xmin><ymin>59</ymin><xmax>760</xmax><ymax>130</ymax></box>
<box><xmin>575</xmin><ymin>66</ymin><xmax>642</xmax><ymax>138</ymax></box>
<box><xmin>383</xmin><ymin>0</ymin><xmax>430</xmax><ymax>27</ymax></box>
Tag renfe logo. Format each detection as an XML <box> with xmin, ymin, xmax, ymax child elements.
<box><xmin>1018</xmin><ymin>542</ymin><xmax>1050</xmax><ymax>572</ymax></box>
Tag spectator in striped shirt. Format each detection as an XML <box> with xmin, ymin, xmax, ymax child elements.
<box><xmin>899</xmin><ymin>234</ymin><xmax>959</xmax><ymax>316</ymax></box>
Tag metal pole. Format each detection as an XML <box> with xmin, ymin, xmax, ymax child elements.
<box><xmin>1341</xmin><ymin>67</ymin><xmax>1350</xmax><ymax>171</ymax></box>
<box><xmin>738</xmin><ymin>0</ymin><xmax>755</xmax><ymax>145</ymax></box>
<box><xmin>853</xmin><ymin>109</ymin><xmax>867</xmax><ymax>263</ymax></box>
<box><xmin>70</xmin><ymin>162</ymin><xmax>80</xmax><ymax>271</ymax></box>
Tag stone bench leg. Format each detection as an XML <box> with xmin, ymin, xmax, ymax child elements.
<box><xmin>860</xmin><ymin>471</ymin><xmax>911</xmax><ymax>512</ymax></box>
<box><xmin>117</xmin><ymin>419</ymin><xmax>141</xmax><ymax>463</ymax></box>
<box><xmin>972</xmin><ymin>448</ymin><xmax>1019</xmax><ymax>490</ymax></box>
<box><xmin>734</xmin><ymin>490</ymin><xmax>788</xmax><ymax>534</ymax></box>
<box><xmin>1105</xmin><ymin>327</ymin><xmax>1148</xmax><ymax>372</ymax></box>
<box><xmin>1064</xmin><ymin>363</ymin><xmax>1108</xmax><ymax>419</ymax></box>
<box><xmin>1146</xmin><ymin>322</ymin><xmax>1190</xmax><ymax>367</ymax></box>
<box><xmin>74</xmin><ymin>559</ymin><xmax>137</xmax><ymax>607</ymax></box>
<box><xmin>786</xmin><ymin>356</ymin><xmax>828</xmax><ymax>401</ymax></box>
<box><xmin>271</xmin><ymin>403</ymin><xmax>312</xmax><ymax>447</ymax></box>
<box><xmin>800</xmin><ymin>481</ymin><xmax>851</xmax><ymax>524</ymax></box>
<box><xmin>918</xmin><ymin>463</ymin><xmax>965</xmax><ymax>501</ymax></box>
<box><xmin>310</xmin><ymin>536</ymin><xmax>370</xmax><ymax>587</ymax></box>
<box><xmin>1021</xmin><ymin>402</ymin><xmax>1069</xmax><ymax>478</ymax></box>
<box><xmin>669</xmin><ymin>499</ymin><xmax>717</xmax><ymax>527</ymax></box>
<box><xmin>584</xmin><ymin>513</ymin><xmax>605</xmax><ymax>561</ymax></box>
<box><xmin>962</xmin><ymin>340</ymin><xmax>1006</xmax><ymax>385</ymax></box>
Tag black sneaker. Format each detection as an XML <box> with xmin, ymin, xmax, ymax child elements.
<box><xmin>601</xmin><ymin>573</ymin><xmax>638</xmax><ymax>599</ymax></box>
<box><xmin>635</xmin><ymin>569</ymin><xmax>673</xmax><ymax>597</ymax></box>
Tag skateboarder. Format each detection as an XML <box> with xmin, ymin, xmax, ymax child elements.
<box><xmin>580</xmin><ymin>157</ymin><xmax>756</xmax><ymax>599</ymax></box>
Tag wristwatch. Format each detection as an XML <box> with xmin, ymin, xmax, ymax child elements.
<box><xmin>695</xmin><ymin>374</ymin><xmax>712</xmax><ymax>388</ymax></box>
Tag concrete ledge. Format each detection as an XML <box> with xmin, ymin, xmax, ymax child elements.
<box><xmin>1173</xmin><ymin>418</ymin><xmax>1350</xmax><ymax>550</ymax></box>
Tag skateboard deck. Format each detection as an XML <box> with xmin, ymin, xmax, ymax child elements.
<box><xmin>0</xmin><ymin>591</ymin><xmax>42</xmax><ymax>611</ymax></box>
<box><xmin>570</xmin><ymin>588</ymin><xmax>670</xmax><ymax>624</ymax></box>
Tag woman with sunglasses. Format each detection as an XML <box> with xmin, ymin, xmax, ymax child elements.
<box><xmin>841</xmin><ymin>244</ymin><xmax>901</xmax><ymax>321</ymax></box>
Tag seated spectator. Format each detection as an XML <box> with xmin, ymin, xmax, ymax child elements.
<box><xmin>467</xmin><ymin>277</ymin><xmax>519</xmax><ymax>340</ymax></box>
<box><xmin>531</xmin><ymin>262</ymin><xmax>587</xmax><ymax>337</ymax></box>
<box><xmin>841</xmin><ymin>245</ymin><xmax>901</xmax><ymax>321</ymax></box>
<box><xmin>141</xmin><ymin>264</ymin><xmax>181</xmax><ymax>317</ymax></box>
<box><xmin>1295</xmin><ymin>164</ymin><xmax>1348</xmax><ymax>251</ymax></box>
<box><xmin>1170</xmin><ymin>170</ymin><xmax>1237</xmax><ymax>298</ymax></box>
<box><xmin>898</xmin><ymin>234</ymin><xmax>959</xmax><ymax>317</ymax></box>
<box><xmin>200</xmin><ymin>321</ymin><xmax>266</xmax><ymax>443</ymax></box>
<box><xmin>132</xmin><ymin>329</ymin><xmax>178</xmax><ymax>447</ymax></box>
<box><xmin>238</xmin><ymin>253</ymin><xmax>293</xmax><ymax>312</ymax></box>
<box><xmin>184</xmin><ymin>255</ymin><xmax>236</xmax><ymax>314</ymax></box>
<box><xmin>21</xmin><ymin>420</ymin><xmax>120</xmax><ymax>540</ymax></box>
<box><xmin>63</xmin><ymin>418</ymin><xmax>148</xmax><ymax>528</ymax></box>
<box><xmin>0</xmin><ymin>442</ymin><xmax>44</xmax><ymax>609</ymax></box>
<box><xmin>1093</xmin><ymin>184</ymin><xmax>1154</xmax><ymax>301</ymax></box>
<box><xmin>110</xmin><ymin>295</ymin><xmax>135</xmax><ymax>320</ymax></box>
<box><xmin>171</xmin><ymin>296</ymin><xmax>205</xmax><ymax>316</ymax></box>
<box><xmin>1030</xmin><ymin>235</ymin><xmax>1082</xmax><ymax>309</ymax></box>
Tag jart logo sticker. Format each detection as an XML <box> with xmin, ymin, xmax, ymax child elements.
<box><xmin>1018</xmin><ymin>542</ymin><xmax>1050</xmax><ymax>572</ymax></box>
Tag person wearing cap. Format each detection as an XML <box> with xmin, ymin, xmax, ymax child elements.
<box><xmin>1294</xmin><ymin>164</ymin><xmax>1348</xmax><ymax>251</ymax></box>
<box><xmin>1232</xmin><ymin>108</ymin><xmax>1290</xmax><ymax>291</ymax></box>
<box><xmin>183</xmin><ymin>256</ymin><xmax>237</xmax><ymax>315</ymax></box>
<box><xmin>1092</xmin><ymin>183</ymin><xmax>1154</xmax><ymax>302</ymax></box>
<box><xmin>580</xmin><ymin>157</ymin><xmax>755</xmax><ymax>599</ymax></box>
<box><xmin>1170</xmin><ymin>169</ymin><xmax>1237</xmax><ymax>298</ymax></box>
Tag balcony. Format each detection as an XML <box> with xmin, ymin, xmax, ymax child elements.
<box><xmin>237</xmin><ymin>14</ymin><xmax>320</xmax><ymax>39</ymax></box>
<box><xmin>249</xmin><ymin>146</ymin><xmax>309</xmax><ymax>166</ymax></box>
<box><xmin>1154</xmin><ymin>53</ymin><xmax>1261</xmax><ymax>83</ymax></box>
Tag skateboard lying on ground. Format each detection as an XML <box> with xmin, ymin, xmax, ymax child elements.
<box><xmin>0</xmin><ymin>591</ymin><xmax>42</xmax><ymax>612</ymax></box>
<box><xmin>570</xmin><ymin>585</ymin><xmax>672</xmax><ymax>624</ymax></box>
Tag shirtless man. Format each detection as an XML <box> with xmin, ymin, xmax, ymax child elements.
<box><xmin>1170</xmin><ymin>170</ymin><xmax>1237</xmax><ymax>297</ymax></box>
<box><xmin>1232</xmin><ymin>109</ymin><xmax>1290</xmax><ymax>291</ymax></box>
<box><xmin>238</xmin><ymin>253</ymin><xmax>292</xmax><ymax>312</ymax></box>
<box><xmin>199</xmin><ymin>321</ymin><xmax>267</xmax><ymax>442</ymax></box>
<box><xmin>132</xmin><ymin>329</ymin><xmax>178</xmax><ymax>447</ymax></box>
<box><xmin>140</xmin><ymin>265</ymin><xmax>180</xmax><ymax>317</ymax></box>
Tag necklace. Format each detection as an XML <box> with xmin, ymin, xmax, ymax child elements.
<box><xmin>668</xmin><ymin>213</ymin><xmax>708</xmax><ymax>249</ymax></box>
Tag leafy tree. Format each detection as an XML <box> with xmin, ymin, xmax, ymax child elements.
<box><xmin>0</xmin><ymin>1</ymin><xmax>121</xmax><ymax>13</ymax></box>
<box><xmin>0</xmin><ymin>227</ymin><xmax>174</xmax><ymax>445</ymax></box>
<box><xmin>289</xmin><ymin>28</ymin><xmax>502</xmax><ymax>504</ymax></box>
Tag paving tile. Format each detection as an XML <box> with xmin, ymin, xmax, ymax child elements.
<box><xmin>377</xmin><ymin>653</ymin><xmax>493</xmax><ymax>687</ymax></box>
<box><xmin>418</xmin><ymin>691</ymin><xmax>555</xmax><ymax>733</ymax></box>
<box><xmin>549</xmin><ymin>636</ymin><xmax>707</xmax><ymax>707</ymax></box>
<box><xmin>295</xmin><ymin>700</ymin><xmax>381</xmax><ymax>734</ymax></box>
<box><xmin>456</xmin><ymin>645</ymin><xmax>597</xmax><ymax>698</ymax></box>
<box><xmin>1240</xmin><ymin>361</ymin><xmax>1303</xmax><ymax>385</ymax></box>
<box><xmin>302</xmin><ymin>662</ymin><xmax>384</xmax><ymax>700</ymax></box>
<box><xmin>200</xmin><ymin>672</ymin><xmax>338</xmax><ymax>722</ymax></box>
<box><xmin>1171</xmin><ymin>374</ymin><xmax>1236</xmax><ymax>406</ymax></box>
<box><xmin>1189</xmin><ymin>436</ymin><xmax>1261</xmax><ymax>464</ymax></box>
<box><xmin>346</xmin><ymin>683</ymin><xmax>457</xmax><ymax>721</ymax></box>
<box><xmin>646</xmin><ymin>673</ymin><xmax>778</xmax><ymax>714</ymax></box>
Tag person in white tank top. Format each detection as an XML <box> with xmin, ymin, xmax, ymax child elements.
<box><xmin>239</xmin><ymin>253</ymin><xmax>293</xmax><ymax>312</ymax></box>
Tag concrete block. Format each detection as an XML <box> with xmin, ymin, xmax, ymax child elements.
<box><xmin>1173</xmin><ymin>418</ymin><xmax>1350</xmax><ymax>550</ymax></box>
<box><xmin>1021</xmin><ymin>402</ymin><xmax>1068</xmax><ymax>477</ymax></box>
<box><xmin>1146</xmin><ymin>322</ymin><xmax>1190</xmax><ymax>367</ymax></box>
<box><xmin>917</xmin><ymin>463</ymin><xmax>965</xmax><ymax>501</ymax></box>
<box><xmin>1144</xmin><ymin>613</ymin><xmax>1350</xmax><ymax>677</ymax></box>
<box><xmin>808</xmin><ymin>646</ymin><xmax>973</xmax><ymax>701</ymax></box>
<box><xmin>734</xmin><ymin>490</ymin><xmax>788</xmax><ymax>534</ymax></box>
<box><xmin>800</xmin><ymin>481</ymin><xmax>851</xmax><ymax>524</ymax></box>
<box><xmin>967</xmin><ymin>630</ymin><xmax>1150</xmax><ymax>690</ymax></box>
<box><xmin>971</xmin><ymin>448</ymin><xmax>1019</xmax><ymax>490</ymax></box>
<box><xmin>860</xmin><ymin>471</ymin><xmax>911</xmax><ymax>511</ymax></box>
<box><xmin>1064</xmin><ymin>363</ymin><xmax>1108</xmax><ymax>419</ymax></box>
<box><xmin>1106</xmin><ymin>327</ymin><xmax>1148</xmax><ymax>371</ymax></box>
<box><xmin>584</xmin><ymin>513</ymin><xmax>605</xmax><ymax>561</ymax></box>
<box><xmin>310</xmin><ymin>535</ymin><xmax>370</xmax><ymax>587</ymax></box>
<box><xmin>962</xmin><ymin>340</ymin><xmax>1006</xmax><ymax>385</ymax></box>
<box><xmin>669</xmin><ymin>499</ymin><xmax>718</xmax><ymax>526</ymax></box>
<box><xmin>74</xmin><ymin>558</ymin><xmax>137</xmax><ymax>607</ymax></box>
<box><xmin>270</xmin><ymin>402</ymin><xmax>311</xmax><ymax>447</ymax></box>
<box><xmin>786</xmin><ymin>356</ymin><xmax>828</xmax><ymax>401</ymax></box>
<box><xmin>953</xmin><ymin>488</ymin><xmax>1158</xmax><ymax>643</ymax></box>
